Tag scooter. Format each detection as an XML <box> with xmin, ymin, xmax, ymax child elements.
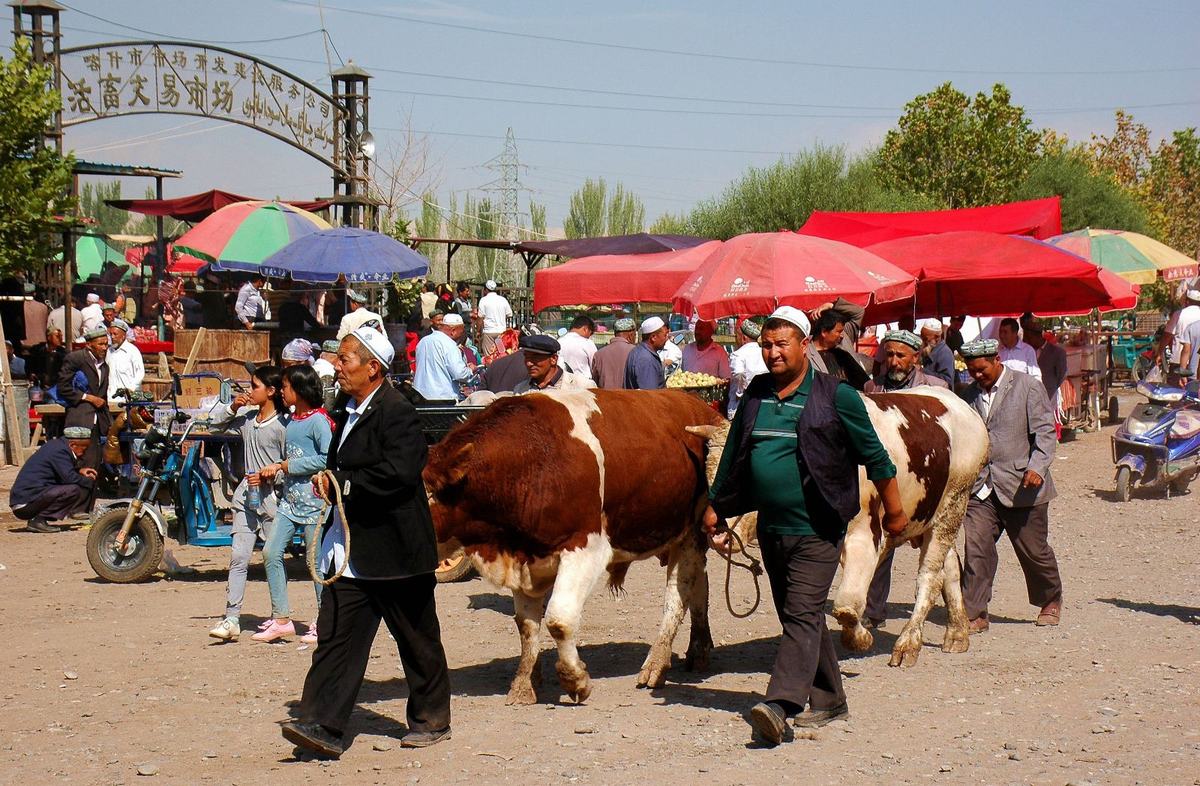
<box><xmin>1111</xmin><ymin>371</ymin><xmax>1200</xmax><ymax>502</ymax></box>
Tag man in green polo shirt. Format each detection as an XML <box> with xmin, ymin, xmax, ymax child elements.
<box><xmin>705</xmin><ymin>305</ymin><xmax>908</xmax><ymax>746</ymax></box>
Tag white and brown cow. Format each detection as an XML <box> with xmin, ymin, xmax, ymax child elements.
<box><xmin>691</xmin><ymin>385</ymin><xmax>988</xmax><ymax>668</ymax></box>
<box><xmin>424</xmin><ymin>389</ymin><xmax>724</xmax><ymax>704</ymax></box>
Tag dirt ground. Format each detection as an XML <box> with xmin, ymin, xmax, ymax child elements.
<box><xmin>1</xmin><ymin>390</ymin><xmax>1198</xmax><ymax>786</ymax></box>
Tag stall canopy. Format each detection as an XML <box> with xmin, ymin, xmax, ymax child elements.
<box><xmin>124</xmin><ymin>242</ymin><xmax>207</xmax><ymax>276</ymax></box>
<box><xmin>862</xmin><ymin>231</ymin><xmax>1138</xmax><ymax>323</ymax></box>
<box><xmin>59</xmin><ymin>231</ymin><xmax>129</xmax><ymax>280</ymax></box>
<box><xmin>261</xmin><ymin>227</ymin><xmax>429</xmax><ymax>283</ymax></box>
<box><xmin>798</xmin><ymin>196</ymin><xmax>1062</xmax><ymax>247</ymax></box>
<box><xmin>533</xmin><ymin>241</ymin><xmax>722</xmax><ymax>312</ymax></box>
<box><xmin>106</xmin><ymin>188</ymin><xmax>333</xmax><ymax>222</ymax></box>
<box><xmin>520</xmin><ymin>233</ymin><xmax>710</xmax><ymax>259</ymax></box>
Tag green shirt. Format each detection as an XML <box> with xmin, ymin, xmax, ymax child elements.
<box><xmin>711</xmin><ymin>368</ymin><xmax>896</xmax><ymax>537</ymax></box>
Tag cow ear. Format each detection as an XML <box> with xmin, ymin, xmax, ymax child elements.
<box><xmin>444</xmin><ymin>442</ymin><xmax>474</xmax><ymax>485</ymax></box>
<box><xmin>686</xmin><ymin>425</ymin><xmax>719</xmax><ymax>441</ymax></box>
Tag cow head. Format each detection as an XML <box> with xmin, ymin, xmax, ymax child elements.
<box><xmin>685</xmin><ymin>422</ymin><xmax>730</xmax><ymax>486</ymax></box>
<box><xmin>424</xmin><ymin>441</ymin><xmax>474</xmax><ymax>502</ymax></box>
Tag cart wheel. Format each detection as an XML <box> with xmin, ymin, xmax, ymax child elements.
<box><xmin>1115</xmin><ymin>467</ymin><xmax>1132</xmax><ymax>503</ymax></box>
<box><xmin>86</xmin><ymin>506</ymin><xmax>165</xmax><ymax>583</ymax></box>
<box><xmin>435</xmin><ymin>548</ymin><xmax>475</xmax><ymax>583</ymax></box>
<box><xmin>1107</xmin><ymin>396</ymin><xmax>1120</xmax><ymax>425</ymax></box>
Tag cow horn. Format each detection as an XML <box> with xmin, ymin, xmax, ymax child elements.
<box><xmin>685</xmin><ymin>425</ymin><xmax>720</xmax><ymax>441</ymax></box>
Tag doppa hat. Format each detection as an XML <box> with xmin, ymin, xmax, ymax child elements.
<box><xmin>1187</xmin><ymin>289</ymin><xmax>1200</xmax><ymax>302</ymax></box>
<box><xmin>485</xmin><ymin>279</ymin><xmax>498</xmax><ymax>291</ymax></box>
<box><xmin>84</xmin><ymin>327</ymin><xmax>108</xmax><ymax>341</ymax></box>
<box><xmin>350</xmin><ymin>325</ymin><xmax>395</xmax><ymax>366</ymax></box>
<box><xmin>740</xmin><ymin>319</ymin><xmax>762</xmax><ymax>339</ymax></box>
<box><xmin>321</xmin><ymin>339</ymin><xmax>341</xmax><ymax>353</ymax></box>
<box><xmin>63</xmin><ymin>426</ymin><xmax>92</xmax><ymax>440</ymax></box>
<box><xmin>86</xmin><ymin>293</ymin><xmax>100</xmax><ymax>304</ymax></box>
<box><xmin>110</xmin><ymin>318</ymin><xmax>130</xmax><ymax>333</ymax></box>
<box><xmin>640</xmin><ymin>316</ymin><xmax>666</xmax><ymax>334</ymax></box>
<box><xmin>960</xmin><ymin>338</ymin><xmax>1000</xmax><ymax>359</ymax></box>
<box><xmin>282</xmin><ymin>338</ymin><xmax>314</xmax><ymax>362</ymax></box>
<box><xmin>519</xmin><ymin>334</ymin><xmax>560</xmax><ymax>355</ymax></box>
<box><xmin>883</xmin><ymin>329</ymin><xmax>923</xmax><ymax>351</ymax></box>
<box><xmin>768</xmin><ymin>306</ymin><xmax>811</xmax><ymax>337</ymax></box>
<box><xmin>920</xmin><ymin>318</ymin><xmax>944</xmax><ymax>333</ymax></box>
<box><xmin>442</xmin><ymin>313</ymin><xmax>464</xmax><ymax>327</ymax></box>
<box><xmin>614</xmin><ymin>317</ymin><xmax>636</xmax><ymax>332</ymax></box>
<box><xmin>347</xmin><ymin>289</ymin><xmax>368</xmax><ymax>304</ymax></box>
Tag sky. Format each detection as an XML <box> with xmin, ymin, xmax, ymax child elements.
<box><xmin>49</xmin><ymin>0</ymin><xmax>1200</xmax><ymax>236</ymax></box>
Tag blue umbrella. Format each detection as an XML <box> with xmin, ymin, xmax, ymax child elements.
<box><xmin>260</xmin><ymin>227</ymin><xmax>430</xmax><ymax>283</ymax></box>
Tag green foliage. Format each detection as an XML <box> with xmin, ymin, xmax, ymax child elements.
<box><xmin>606</xmin><ymin>183</ymin><xmax>645</xmax><ymax>236</ymax></box>
<box><xmin>648</xmin><ymin>212</ymin><xmax>689</xmax><ymax>235</ymax></box>
<box><xmin>564</xmin><ymin>178</ymin><xmax>608</xmax><ymax>239</ymax></box>
<box><xmin>0</xmin><ymin>40</ymin><xmax>75</xmax><ymax>274</ymax></box>
<box><xmin>127</xmin><ymin>186</ymin><xmax>185</xmax><ymax>238</ymax></box>
<box><xmin>528</xmin><ymin>200</ymin><xmax>547</xmax><ymax>240</ymax></box>
<box><xmin>78</xmin><ymin>180</ymin><xmax>127</xmax><ymax>236</ymax></box>
<box><xmin>1014</xmin><ymin>151</ymin><xmax>1148</xmax><ymax>234</ymax></box>
<box><xmin>681</xmin><ymin>145</ymin><xmax>938</xmax><ymax>239</ymax></box>
<box><xmin>878</xmin><ymin>82</ymin><xmax>1039</xmax><ymax>208</ymax></box>
<box><xmin>1145</xmin><ymin>127</ymin><xmax>1200</xmax><ymax>259</ymax></box>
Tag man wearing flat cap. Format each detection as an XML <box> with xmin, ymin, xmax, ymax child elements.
<box><xmin>706</xmin><ymin>306</ymin><xmax>908</xmax><ymax>745</ymax></box>
<box><xmin>728</xmin><ymin>318</ymin><xmax>767</xmax><ymax>418</ymax></box>
<box><xmin>106</xmin><ymin>319</ymin><xmax>144</xmax><ymax>405</ymax></box>
<box><xmin>9</xmin><ymin>426</ymin><xmax>97</xmax><ymax>532</ymax></box>
<box><xmin>513</xmin><ymin>335</ymin><xmax>595</xmax><ymax>394</ymax></box>
<box><xmin>591</xmin><ymin>318</ymin><xmax>637</xmax><ymax>390</ymax></box>
<box><xmin>959</xmin><ymin>339</ymin><xmax>1063</xmax><ymax>633</ymax></box>
<box><xmin>57</xmin><ymin>326</ymin><xmax>111</xmax><ymax>469</ymax></box>
<box><xmin>624</xmin><ymin>316</ymin><xmax>670</xmax><ymax>390</ymax></box>
<box><xmin>335</xmin><ymin>289</ymin><xmax>383</xmax><ymax>340</ymax></box>
<box><xmin>413</xmin><ymin>313</ymin><xmax>472</xmax><ymax>402</ymax></box>
<box><xmin>284</xmin><ymin>326</ymin><xmax>451</xmax><ymax>758</ymax></box>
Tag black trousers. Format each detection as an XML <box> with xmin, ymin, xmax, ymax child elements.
<box><xmin>299</xmin><ymin>573</ymin><xmax>451</xmax><ymax>735</ymax></box>
<box><xmin>759</xmin><ymin>533</ymin><xmax>846</xmax><ymax>711</ymax></box>
<box><xmin>12</xmin><ymin>483</ymin><xmax>90</xmax><ymax>522</ymax></box>
<box><xmin>865</xmin><ymin>548</ymin><xmax>896</xmax><ymax>622</ymax></box>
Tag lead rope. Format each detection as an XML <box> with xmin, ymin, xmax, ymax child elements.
<box><xmin>307</xmin><ymin>469</ymin><xmax>350</xmax><ymax>587</ymax></box>
<box><xmin>713</xmin><ymin>515</ymin><xmax>763</xmax><ymax>619</ymax></box>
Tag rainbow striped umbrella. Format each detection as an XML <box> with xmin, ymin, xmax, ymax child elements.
<box><xmin>174</xmin><ymin>201</ymin><xmax>330</xmax><ymax>272</ymax></box>
<box><xmin>1046</xmin><ymin>228</ymin><xmax>1197</xmax><ymax>285</ymax></box>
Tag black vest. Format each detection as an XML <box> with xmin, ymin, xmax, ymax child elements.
<box><xmin>711</xmin><ymin>370</ymin><xmax>861</xmax><ymax>533</ymax></box>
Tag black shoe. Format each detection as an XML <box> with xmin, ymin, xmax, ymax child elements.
<box><xmin>749</xmin><ymin>702</ymin><xmax>789</xmax><ymax>746</ymax></box>
<box><xmin>281</xmin><ymin>721</ymin><xmax>344</xmax><ymax>759</ymax></box>
<box><xmin>25</xmin><ymin>518</ymin><xmax>57</xmax><ymax>533</ymax></box>
<box><xmin>794</xmin><ymin>702</ymin><xmax>850</xmax><ymax>728</ymax></box>
<box><xmin>401</xmin><ymin>727</ymin><xmax>451</xmax><ymax>748</ymax></box>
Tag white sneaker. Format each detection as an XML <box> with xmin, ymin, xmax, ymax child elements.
<box><xmin>208</xmin><ymin>618</ymin><xmax>240</xmax><ymax>641</ymax></box>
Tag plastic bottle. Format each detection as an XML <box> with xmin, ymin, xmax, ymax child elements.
<box><xmin>246</xmin><ymin>473</ymin><xmax>262</xmax><ymax>511</ymax></box>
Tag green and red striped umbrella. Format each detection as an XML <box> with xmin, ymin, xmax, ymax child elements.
<box><xmin>1046</xmin><ymin>229</ymin><xmax>1197</xmax><ymax>285</ymax></box>
<box><xmin>174</xmin><ymin>200</ymin><xmax>330</xmax><ymax>273</ymax></box>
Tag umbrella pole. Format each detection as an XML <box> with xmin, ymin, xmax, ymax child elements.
<box><xmin>155</xmin><ymin>175</ymin><xmax>166</xmax><ymax>339</ymax></box>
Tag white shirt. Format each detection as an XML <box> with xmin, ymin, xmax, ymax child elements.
<box><xmin>659</xmin><ymin>338</ymin><xmax>682</xmax><ymax>370</ymax></box>
<box><xmin>80</xmin><ymin>303</ymin><xmax>105</xmax><ymax>333</ymax></box>
<box><xmin>336</xmin><ymin>306</ymin><xmax>383</xmax><ymax>340</ymax></box>
<box><xmin>998</xmin><ymin>340</ymin><xmax>1042</xmax><ymax>381</ymax></box>
<box><xmin>419</xmin><ymin>291</ymin><xmax>439</xmax><ymax>319</ymax></box>
<box><xmin>235</xmin><ymin>282</ymin><xmax>267</xmax><ymax>324</ymax></box>
<box><xmin>478</xmin><ymin>291</ymin><xmax>513</xmax><ymax>334</ymax></box>
<box><xmin>1168</xmin><ymin>304</ymin><xmax>1200</xmax><ymax>361</ymax></box>
<box><xmin>319</xmin><ymin>384</ymin><xmax>382</xmax><ymax>580</ymax></box>
<box><xmin>557</xmin><ymin>331</ymin><xmax>597</xmax><ymax>381</ymax></box>
<box><xmin>106</xmin><ymin>340</ymin><xmax>145</xmax><ymax>402</ymax></box>
<box><xmin>728</xmin><ymin>341</ymin><xmax>768</xmax><ymax>418</ymax></box>
<box><xmin>47</xmin><ymin>306</ymin><xmax>85</xmax><ymax>342</ymax></box>
<box><xmin>974</xmin><ymin>366</ymin><xmax>1007</xmax><ymax>500</ymax></box>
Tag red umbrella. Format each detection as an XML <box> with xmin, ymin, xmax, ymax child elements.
<box><xmin>671</xmin><ymin>232</ymin><xmax>915</xmax><ymax>320</ymax></box>
<box><xmin>533</xmin><ymin>241</ymin><xmax>721</xmax><ymax>312</ymax></box>
<box><xmin>862</xmin><ymin>231</ymin><xmax>1139</xmax><ymax>323</ymax></box>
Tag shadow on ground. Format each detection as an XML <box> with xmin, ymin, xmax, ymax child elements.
<box><xmin>1098</xmin><ymin>597</ymin><xmax>1199</xmax><ymax>624</ymax></box>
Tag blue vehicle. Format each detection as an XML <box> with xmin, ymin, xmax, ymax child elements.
<box><xmin>1111</xmin><ymin>375</ymin><xmax>1200</xmax><ymax>502</ymax></box>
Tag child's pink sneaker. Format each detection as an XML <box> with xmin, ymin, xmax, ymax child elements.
<box><xmin>250</xmin><ymin>619</ymin><xmax>295</xmax><ymax>642</ymax></box>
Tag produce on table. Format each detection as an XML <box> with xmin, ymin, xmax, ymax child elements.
<box><xmin>667</xmin><ymin>372</ymin><xmax>726</xmax><ymax>389</ymax></box>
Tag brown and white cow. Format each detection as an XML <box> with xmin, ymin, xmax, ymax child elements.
<box><xmin>424</xmin><ymin>389</ymin><xmax>724</xmax><ymax>704</ymax></box>
<box><xmin>691</xmin><ymin>385</ymin><xmax>988</xmax><ymax>668</ymax></box>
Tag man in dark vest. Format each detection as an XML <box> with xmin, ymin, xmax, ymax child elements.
<box><xmin>56</xmin><ymin>327</ymin><xmax>111</xmax><ymax>468</ymax></box>
<box><xmin>283</xmin><ymin>327</ymin><xmax>451</xmax><ymax>759</ymax></box>
<box><xmin>705</xmin><ymin>306</ymin><xmax>908</xmax><ymax>746</ymax></box>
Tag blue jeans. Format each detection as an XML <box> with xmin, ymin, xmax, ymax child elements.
<box><xmin>263</xmin><ymin>512</ymin><xmax>322</xmax><ymax>619</ymax></box>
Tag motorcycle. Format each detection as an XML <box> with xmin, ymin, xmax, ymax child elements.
<box><xmin>1111</xmin><ymin>371</ymin><xmax>1200</xmax><ymax>502</ymax></box>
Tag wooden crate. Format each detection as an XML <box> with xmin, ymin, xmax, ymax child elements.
<box><xmin>173</xmin><ymin>329</ymin><xmax>270</xmax><ymax>381</ymax></box>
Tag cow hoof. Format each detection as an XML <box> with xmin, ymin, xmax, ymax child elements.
<box><xmin>888</xmin><ymin>642</ymin><xmax>922</xmax><ymax>669</ymax></box>
<box><xmin>684</xmin><ymin>647</ymin><xmax>711</xmax><ymax>673</ymax></box>
<box><xmin>556</xmin><ymin>663</ymin><xmax>592</xmax><ymax>704</ymax></box>
<box><xmin>941</xmin><ymin>629</ymin><xmax>970</xmax><ymax>655</ymax></box>
<box><xmin>833</xmin><ymin>609</ymin><xmax>873</xmax><ymax>652</ymax></box>
<box><xmin>505</xmin><ymin>679</ymin><xmax>539</xmax><ymax>705</ymax></box>
<box><xmin>636</xmin><ymin>664</ymin><xmax>669</xmax><ymax>689</ymax></box>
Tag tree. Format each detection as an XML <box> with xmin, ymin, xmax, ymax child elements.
<box><xmin>1014</xmin><ymin>151</ymin><xmax>1148</xmax><ymax>234</ymax></box>
<box><xmin>527</xmin><ymin>200</ymin><xmax>547</xmax><ymax>240</ymax></box>
<box><xmin>564</xmin><ymin>178</ymin><xmax>608</xmax><ymax>239</ymax></box>
<box><xmin>1087</xmin><ymin>110</ymin><xmax>1152</xmax><ymax>191</ymax></box>
<box><xmin>412</xmin><ymin>193</ymin><xmax>443</xmax><ymax>272</ymax></box>
<box><xmin>78</xmin><ymin>180</ymin><xmax>128</xmax><ymax>236</ymax></box>
<box><xmin>877</xmin><ymin>82</ymin><xmax>1039</xmax><ymax>208</ymax></box>
<box><xmin>606</xmin><ymin>183</ymin><xmax>645</xmax><ymax>236</ymax></box>
<box><xmin>1145</xmin><ymin>128</ymin><xmax>1200</xmax><ymax>258</ymax></box>
<box><xmin>682</xmin><ymin>145</ymin><xmax>937</xmax><ymax>239</ymax></box>
<box><xmin>127</xmin><ymin>185</ymin><xmax>185</xmax><ymax>238</ymax></box>
<box><xmin>0</xmin><ymin>40</ymin><xmax>75</xmax><ymax>274</ymax></box>
<box><xmin>648</xmin><ymin>212</ymin><xmax>689</xmax><ymax>235</ymax></box>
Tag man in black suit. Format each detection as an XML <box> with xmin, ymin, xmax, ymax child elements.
<box><xmin>56</xmin><ymin>327</ymin><xmax>111</xmax><ymax>468</ymax></box>
<box><xmin>283</xmin><ymin>326</ymin><xmax>451</xmax><ymax>759</ymax></box>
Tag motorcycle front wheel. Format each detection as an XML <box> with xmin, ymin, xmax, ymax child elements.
<box><xmin>86</xmin><ymin>506</ymin><xmax>165</xmax><ymax>583</ymax></box>
<box><xmin>1115</xmin><ymin>467</ymin><xmax>1133</xmax><ymax>503</ymax></box>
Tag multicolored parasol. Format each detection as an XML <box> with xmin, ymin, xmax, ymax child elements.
<box><xmin>1046</xmin><ymin>229</ymin><xmax>1197</xmax><ymax>285</ymax></box>
<box><xmin>174</xmin><ymin>200</ymin><xmax>330</xmax><ymax>272</ymax></box>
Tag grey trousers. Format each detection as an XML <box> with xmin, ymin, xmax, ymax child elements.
<box><xmin>223</xmin><ymin>506</ymin><xmax>275</xmax><ymax>620</ymax></box>
<box><xmin>961</xmin><ymin>495</ymin><xmax>1062</xmax><ymax>619</ymax></box>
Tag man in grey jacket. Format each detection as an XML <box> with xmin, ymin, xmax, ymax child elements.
<box><xmin>959</xmin><ymin>339</ymin><xmax>1063</xmax><ymax>633</ymax></box>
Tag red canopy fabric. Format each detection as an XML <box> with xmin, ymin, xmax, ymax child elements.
<box><xmin>862</xmin><ymin>231</ymin><xmax>1137</xmax><ymax>323</ymax></box>
<box><xmin>671</xmin><ymin>232</ymin><xmax>915</xmax><ymax>320</ymax></box>
<box><xmin>799</xmin><ymin>196</ymin><xmax>1062</xmax><ymax>247</ymax></box>
<box><xmin>106</xmin><ymin>189</ymin><xmax>333</xmax><ymax>222</ymax></box>
<box><xmin>533</xmin><ymin>241</ymin><xmax>721</xmax><ymax>312</ymax></box>
<box><xmin>125</xmin><ymin>242</ymin><xmax>207</xmax><ymax>276</ymax></box>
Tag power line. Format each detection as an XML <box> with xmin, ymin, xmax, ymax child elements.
<box><xmin>271</xmin><ymin>0</ymin><xmax>1200</xmax><ymax>76</ymax></box>
<box><xmin>59</xmin><ymin>4</ymin><xmax>326</xmax><ymax>45</ymax></box>
<box><xmin>375</xmin><ymin>126</ymin><xmax>795</xmax><ymax>156</ymax></box>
